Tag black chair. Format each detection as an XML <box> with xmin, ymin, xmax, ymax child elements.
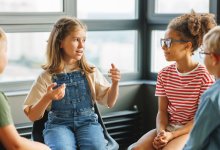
<box><xmin>32</xmin><ymin>104</ymin><xmax>119</xmax><ymax>150</ymax></box>
<box><xmin>0</xmin><ymin>143</ymin><xmax>5</xmax><ymax>150</ymax></box>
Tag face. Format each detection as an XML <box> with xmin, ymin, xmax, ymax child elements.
<box><xmin>60</xmin><ymin>28</ymin><xmax>86</xmax><ymax>64</ymax></box>
<box><xmin>161</xmin><ymin>29</ymin><xmax>190</xmax><ymax>62</ymax></box>
<box><xmin>0</xmin><ymin>39</ymin><xmax>7</xmax><ymax>74</ymax></box>
<box><xmin>201</xmin><ymin>44</ymin><xmax>215</xmax><ymax>75</ymax></box>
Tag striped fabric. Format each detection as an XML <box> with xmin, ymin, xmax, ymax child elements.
<box><xmin>155</xmin><ymin>63</ymin><xmax>214</xmax><ymax>125</ymax></box>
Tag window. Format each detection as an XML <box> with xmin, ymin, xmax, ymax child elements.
<box><xmin>77</xmin><ymin>0</ymin><xmax>136</xmax><ymax>19</ymax></box>
<box><xmin>155</xmin><ymin>0</ymin><xmax>209</xmax><ymax>14</ymax></box>
<box><xmin>1</xmin><ymin>32</ymin><xmax>49</xmax><ymax>82</ymax></box>
<box><xmin>0</xmin><ymin>0</ymin><xmax>63</xmax><ymax>12</ymax></box>
<box><xmin>86</xmin><ymin>31</ymin><xmax>137</xmax><ymax>73</ymax></box>
<box><xmin>0</xmin><ymin>0</ymin><xmax>140</xmax><ymax>92</ymax></box>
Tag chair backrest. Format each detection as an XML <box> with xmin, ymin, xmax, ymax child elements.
<box><xmin>0</xmin><ymin>143</ymin><xmax>5</xmax><ymax>150</ymax></box>
<box><xmin>32</xmin><ymin>104</ymin><xmax>119</xmax><ymax>150</ymax></box>
<box><xmin>32</xmin><ymin>110</ymin><xmax>48</xmax><ymax>143</ymax></box>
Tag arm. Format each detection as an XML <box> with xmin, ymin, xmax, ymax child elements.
<box><xmin>156</xmin><ymin>96</ymin><xmax>169</xmax><ymax>134</ymax></box>
<box><xmin>152</xmin><ymin>96</ymin><xmax>169</xmax><ymax>149</ymax></box>
<box><xmin>0</xmin><ymin>124</ymin><xmax>50</xmax><ymax>150</ymax></box>
<box><xmin>155</xmin><ymin>98</ymin><xmax>193</xmax><ymax>145</ymax></box>
<box><xmin>107</xmin><ymin>64</ymin><xmax>121</xmax><ymax>108</ymax></box>
<box><xmin>170</xmin><ymin>119</ymin><xmax>193</xmax><ymax>139</ymax></box>
<box><xmin>184</xmin><ymin>97</ymin><xmax>219</xmax><ymax>150</ymax></box>
<box><xmin>25</xmin><ymin>83</ymin><xmax>66</xmax><ymax>121</ymax></box>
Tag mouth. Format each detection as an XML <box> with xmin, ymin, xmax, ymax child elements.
<box><xmin>164</xmin><ymin>52</ymin><xmax>170</xmax><ymax>56</ymax></box>
<box><xmin>76</xmin><ymin>50</ymin><xmax>83</xmax><ymax>54</ymax></box>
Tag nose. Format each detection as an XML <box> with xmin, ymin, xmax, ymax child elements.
<box><xmin>78</xmin><ymin>39</ymin><xmax>85</xmax><ymax>48</ymax></box>
<box><xmin>162</xmin><ymin>44</ymin><xmax>168</xmax><ymax>51</ymax></box>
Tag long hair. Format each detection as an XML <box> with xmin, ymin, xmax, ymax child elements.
<box><xmin>0</xmin><ymin>27</ymin><xmax>6</xmax><ymax>41</ymax></box>
<box><xmin>42</xmin><ymin>16</ymin><xmax>95</xmax><ymax>74</ymax></box>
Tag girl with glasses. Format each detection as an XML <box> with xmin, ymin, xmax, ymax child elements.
<box><xmin>128</xmin><ymin>10</ymin><xmax>216</xmax><ymax>150</ymax></box>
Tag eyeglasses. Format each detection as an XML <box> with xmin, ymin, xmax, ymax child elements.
<box><xmin>160</xmin><ymin>38</ymin><xmax>190</xmax><ymax>48</ymax></box>
<box><xmin>199</xmin><ymin>51</ymin><xmax>212</xmax><ymax>58</ymax></box>
<box><xmin>199</xmin><ymin>46</ymin><xmax>212</xmax><ymax>58</ymax></box>
<box><xmin>199</xmin><ymin>45</ymin><xmax>220</xmax><ymax>58</ymax></box>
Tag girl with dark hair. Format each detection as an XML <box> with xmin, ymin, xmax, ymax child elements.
<box><xmin>128</xmin><ymin>11</ymin><xmax>216</xmax><ymax>150</ymax></box>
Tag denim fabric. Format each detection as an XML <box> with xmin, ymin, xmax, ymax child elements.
<box><xmin>43</xmin><ymin>71</ymin><xmax>107</xmax><ymax>150</ymax></box>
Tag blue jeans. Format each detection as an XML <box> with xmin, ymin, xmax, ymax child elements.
<box><xmin>43</xmin><ymin>71</ymin><xmax>107</xmax><ymax>150</ymax></box>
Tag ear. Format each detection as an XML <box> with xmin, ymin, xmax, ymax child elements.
<box><xmin>211</xmin><ymin>54</ymin><xmax>219</xmax><ymax>66</ymax></box>
<box><xmin>185</xmin><ymin>42</ymin><xmax>193</xmax><ymax>50</ymax></box>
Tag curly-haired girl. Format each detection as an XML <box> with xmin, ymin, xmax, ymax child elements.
<box><xmin>128</xmin><ymin>10</ymin><xmax>216</xmax><ymax>150</ymax></box>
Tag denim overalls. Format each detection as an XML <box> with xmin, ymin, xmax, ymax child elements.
<box><xmin>43</xmin><ymin>70</ymin><xmax>107</xmax><ymax>150</ymax></box>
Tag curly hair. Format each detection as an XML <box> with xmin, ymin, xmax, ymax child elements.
<box><xmin>168</xmin><ymin>10</ymin><xmax>217</xmax><ymax>52</ymax></box>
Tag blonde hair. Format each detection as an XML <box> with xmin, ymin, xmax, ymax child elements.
<box><xmin>42</xmin><ymin>16</ymin><xmax>95</xmax><ymax>74</ymax></box>
<box><xmin>0</xmin><ymin>27</ymin><xmax>6</xmax><ymax>41</ymax></box>
<box><xmin>203</xmin><ymin>26</ymin><xmax>220</xmax><ymax>54</ymax></box>
<box><xmin>168</xmin><ymin>10</ymin><xmax>216</xmax><ymax>51</ymax></box>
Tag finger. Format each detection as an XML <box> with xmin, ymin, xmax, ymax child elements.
<box><xmin>109</xmin><ymin>70</ymin><xmax>120</xmax><ymax>75</ymax></box>
<box><xmin>55</xmin><ymin>83</ymin><xmax>66</xmax><ymax>92</ymax></box>
<box><xmin>111</xmin><ymin>63</ymin><xmax>116</xmax><ymax>69</ymax></box>
<box><xmin>48</xmin><ymin>82</ymin><xmax>57</xmax><ymax>91</ymax></box>
<box><xmin>108</xmin><ymin>74</ymin><xmax>120</xmax><ymax>80</ymax></box>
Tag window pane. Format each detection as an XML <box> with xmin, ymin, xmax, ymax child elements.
<box><xmin>77</xmin><ymin>0</ymin><xmax>136</xmax><ymax>19</ymax></box>
<box><xmin>86</xmin><ymin>31</ymin><xmax>137</xmax><ymax>73</ymax></box>
<box><xmin>155</xmin><ymin>0</ymin><xmax>209</xmax><ymax>14</ymax></box>
<box><xmin>0</xmin><ymin>32</ymin><xmax>49</xmax><ymax>82</ymax></box>
<box><xmin>151</xmin><ymin>30</ymin><xmax>203</xmax><ymax>73</ymax></box>
<box><xmin>0</xmin><ymin>0</ymin><xmax>63</xmax><ymax>12</ymax></box>
<box><xmin>0</xmin><ymin>31</ymin><xmax>137</xmax><ymax>83</ymax></box>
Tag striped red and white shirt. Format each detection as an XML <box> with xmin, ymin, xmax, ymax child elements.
<box><xmin>155</xmin><ymin>63</ymin><xmax>214</xmax><ymax>125</ymax></box>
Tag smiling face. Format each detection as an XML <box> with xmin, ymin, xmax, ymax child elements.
<box><xmin>60</xmin><ymin>28</ymin><xmax>86</xmax><ymax>65</ymax></box>
<box><xmin>162</xmin><ymin>29</ymin><xmax>191</xmax><ymax>62</ymax></box>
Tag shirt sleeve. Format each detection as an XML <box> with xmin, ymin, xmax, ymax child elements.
<box><xmin>155</xmin><ymin>71</ymin><xmax>166</xmax><ymax>96</ymax></box>
<box><xmin>183</xmin><ymin>97</ymin><xmax>220</xmax><ymax>150</ymax></box>
<box><xmin>0</xmin><ymin>92</ymin><xmax>13</xmax><ymax>127</ymax></box>
<box><xmin>94</xmin><ymin>68</ymin><xmax>111</xmax><ymax>106</ymax></box>
<box><xmin>23</xmin><ymin>72</ymin><xmax>51</xmax><ymax>114</ymax></box>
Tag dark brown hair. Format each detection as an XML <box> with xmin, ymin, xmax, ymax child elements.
<box><xmin>168</xmin><ymin>10</ymin><xmax>217</xmax><ymax>52</ymax></box>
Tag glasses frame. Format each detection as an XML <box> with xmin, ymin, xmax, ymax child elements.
<box><xmin>199</xmin><ymin>46</ymin><xmax>220</xmax><ymax>59</ymax></box>
<box><xmin>160</xmin><ymin>38</ymin><xmax>190</xmax><ymax>48</ymax></box>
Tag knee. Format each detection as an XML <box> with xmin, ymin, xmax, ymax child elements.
<box><xmin>49</xmin><ymin>145</ymin><xmax>72</xmax><ymax>150</ymax></box>
<box><xmin>127</xmin><ymin>143</ymin><xmax>143</xmax><ymax>150</ymax></box>
<box><xmin>87</xmin><ymin>142</ymin><xmax>106</xmax><ymax>150</ymax></box>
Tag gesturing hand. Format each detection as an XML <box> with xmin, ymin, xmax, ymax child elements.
<box><xmin>108</xmin><ymin>63</ymin><xmax>121</xmax><ymax>84</ymax></box>
<box><xmin>46</xmin><ymin>83</ymin><xmax>66</xmax><ymax>101</ymax></box>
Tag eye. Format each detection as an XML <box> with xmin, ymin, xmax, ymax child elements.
<box><xmin>166</xmin><ymin>39</ymin><xmax>172</xmax><ymax>48</ymax></box>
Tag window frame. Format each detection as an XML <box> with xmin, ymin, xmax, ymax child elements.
<box><xmin>0</xmin><ymin>0</ymin><xmax>144</xmax><ymax>93</ymax></box>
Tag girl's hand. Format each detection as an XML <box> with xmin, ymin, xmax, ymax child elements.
<box><xmin>45</xmin><ymin>83</ymin><xmax>66</xmax><ymax>101</ymax></box>
<box><xmin>108</xmin><ymin>63</ymin><xmax>121</xmax><ymax>84</ymax></box>
<box><xmin>153</xmin><ymin>130</ymin><xmax>167</xmax><ymax>149</ymax></box>
<box><xmin>153</xmin><ymin>130</ymin><xmax>174</xmax><ymax>149</ymax></box>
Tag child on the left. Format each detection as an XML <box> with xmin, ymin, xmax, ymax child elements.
<box><xmin>0</xmin><ymin>27</ymin><xmax>51</xmax><ymax>150</ymax></box>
